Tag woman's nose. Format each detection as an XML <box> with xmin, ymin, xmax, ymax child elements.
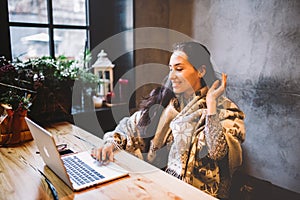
<box><xmin>169</xmin><ymin>69</ymin><xmax>176</xmax><ymax>80</ymax></box>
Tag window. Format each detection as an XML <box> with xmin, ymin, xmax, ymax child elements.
<box><xmin>7</xmin><ymin>0</ymin><xmax>89</xmax><ymax>61</ymax></box>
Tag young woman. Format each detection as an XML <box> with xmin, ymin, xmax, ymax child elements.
<box><xmin>92</xmin><ymin>41</ymin><xmax>245</xmax><ymax>199</ymax></box>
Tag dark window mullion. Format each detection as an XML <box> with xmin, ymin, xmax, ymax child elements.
<box><xmin>9</xmin><ymin>22</ymin><xmax>87</xmax><ymax>29</ymax></box>
<box><xmin>53</xmin><ymin>24</ymin><xmax>88</xmax><ymax>29</ymax></box>
<box><xmin>0</xmin><ymin>0</ymin><xmax>12</xmax><ymax>60</ymax></box>
<box><xmin>85</xmin><ymin>0</ymin><xmax>90</xmax><ymax>50</ymax></box>
<box><xmin>9</xmin><ymin>22</ymin><xmax>49</xmax><ymax>28</ymax></box>
<box><xmin>47</xmin><ymin>0</ymin><xmax>55</xmax><ymax>57</ymax></box>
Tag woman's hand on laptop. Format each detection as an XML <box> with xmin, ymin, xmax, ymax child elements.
<box><xmin>91</xmin><ymin>143</ymin><xmax>114</xmax><ymax>165</ymax></box>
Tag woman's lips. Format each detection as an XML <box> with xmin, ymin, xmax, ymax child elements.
<box><xmin>172</xmin><ymin>82</ymin><xmax>181</xmax><ymax>88</ymax></box>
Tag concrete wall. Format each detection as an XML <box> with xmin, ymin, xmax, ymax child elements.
<box><xmin>191</xmin><ymin>0</ymin><xmax>300</xmax><ymax>193</ymax></box>
<box><xmin>134</xmin><ymin>0</ymin><xmax>300</xmax><ymax>193</ymax></box>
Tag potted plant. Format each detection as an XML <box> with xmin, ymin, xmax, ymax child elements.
<box><xmin>0</xmin><ymin>53</ymin><xmax>101</xmax><ymax>145</ymax></box>
<box><xmin>0</xmin><ymin>57</ymin><xmax>33</xmax><ymax>145</ymax></box>
<box><xmin>13</xmin><ymin>56</ymin><xmax>78</xmax><ymax>122</ymax></box>
<box><xmin>14</xmin><ymin>52</ymin><xmax>99</xmax><ymax>123</ymax></box>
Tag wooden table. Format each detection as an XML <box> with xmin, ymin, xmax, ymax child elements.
<box><xmin>0</xmin><ymin>121</ymin><xmax>217</xmax><ymax>200</ymax></box>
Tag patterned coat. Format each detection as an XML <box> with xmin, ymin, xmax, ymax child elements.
<box><xmin>103</xmin><ymin>88</ymin><xmax>245</xmax><ymax>198</ymax></box>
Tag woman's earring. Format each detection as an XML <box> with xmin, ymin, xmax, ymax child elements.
<box><xmin>198</xmin><ymin>71</ymin><xmax>202</xmax><ymax>78</ymax></box>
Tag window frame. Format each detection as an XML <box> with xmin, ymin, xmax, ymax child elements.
<box><xmin>1</xmin><ymin>0</ymin><xmax>90</xmax><ymax>60</ymax></box>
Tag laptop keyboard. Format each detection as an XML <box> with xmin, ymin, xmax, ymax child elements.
<box><xmin>63</xmin><ymin>156</ymin><xmax>105</xmax><ymax>186</ymax></box>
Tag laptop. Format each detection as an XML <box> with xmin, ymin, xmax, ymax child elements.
<box><xmin>25</xmin><ymin>117</ymin><xmax>129</xmax><ymax>191</ymax></box>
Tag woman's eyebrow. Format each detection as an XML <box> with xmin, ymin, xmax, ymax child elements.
<box><xmin>169</xmin><ymin>63</ymin><xmax>182</xmax><ymax>67</ymax></box>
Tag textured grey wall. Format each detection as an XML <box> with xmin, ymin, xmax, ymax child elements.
<box><xmin>191</xmin><ymin>0</ymin><xmax>300</xmax><ymax>193</ymax></box>
<box><xmin>134</xmin><ymin>0</ymin><xmax>300</xmax><ymax>193</ymax></box>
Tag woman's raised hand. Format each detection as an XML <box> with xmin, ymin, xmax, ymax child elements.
<box><xmin>206</xmin><ymin>73</ymin><xmax>227</xmax><ymax>115</ymax></box>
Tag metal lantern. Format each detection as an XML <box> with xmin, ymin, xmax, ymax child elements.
<box><xmin>92</xmin><ymin>50</ymin><xmax>115</xmax><ymax>96</ymax></box>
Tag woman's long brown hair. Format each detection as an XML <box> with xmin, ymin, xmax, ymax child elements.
<box><xmin>137</xmin><ymin>41</ymin><xmax>217</xmax><ymax>139</ymax></box>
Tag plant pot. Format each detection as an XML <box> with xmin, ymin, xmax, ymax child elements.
<box><xmin>0</xmin><ymin>108</ymin><xmax>33</xmax><ymax>146</ymax></box>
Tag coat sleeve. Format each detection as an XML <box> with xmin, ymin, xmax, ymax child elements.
<box><xmin>204</xmin><ymin>96</ymin><xmax>246</xmax><ymax>169</ymax></box>
<box><xmin>219</xmin><ymin>104</ymin><xmax>245</xmax><ymax>177</ymax></box>
<box><xmin>103</xmin><ymin>111</ymin><xmax>143</xmax><ymax>152</ymax></box>
<box><xmin>204</xmin><ymin>114</ymin><xmax>228</xmax><ymax>160</ymax></box>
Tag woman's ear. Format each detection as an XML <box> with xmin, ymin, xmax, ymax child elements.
<box><xmin>198</xmin><ymin>65</ymin><xmax>206</xmax><ymax>78</ymax></box>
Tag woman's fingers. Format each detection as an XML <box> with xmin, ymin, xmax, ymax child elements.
<box><xmin>102</xmin><ymin>144</ymin><xmax>114</xmax><ymax>164</ymax></box>
<box><xmin>90</xmin><ymin>143</ymin><xmax>115</xmax><ymax>164</ymax></box>
<box><xmin>210</xmin><ymin>79</ymin><xmax>220</xmax><ymax>90</ymax></box>
<box><xmin>218</xmin><ymin>73</ymin><xmax>227</xmax><ymax>95</ymax></box>
<box><xmin>222</xmin><ymin>73</ymin><xmax>227</xmax><ymax>88</ymax></box>
<box><xmin>208</xmin><ymin>73</ymin><xmax>227</xmax><ymax>99</ymax></box>
<box><xmin>91</xmin><ymin>146</ymin><xmax>114</xmax><ymax>161</ymax></box>
<box><xmin>96</xmin><ymin>147</ymin><xmax>103</xmax><ymax>161</ymax></box>
<box><xmin>109</xmin><ymin>150</ymin><xmax>114</xmax><ymax>162</ymax></box>
<box><xmin>207</xmin><ymin>80</ymin><xmax>221</xmax><ymax>99</ymax></box>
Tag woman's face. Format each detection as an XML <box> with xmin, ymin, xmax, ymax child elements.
<box><xmin>168</xmin><ymin>51</ymin><xmax>202</xmax><ymax>97</ymax></box>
